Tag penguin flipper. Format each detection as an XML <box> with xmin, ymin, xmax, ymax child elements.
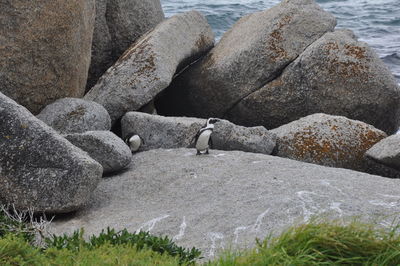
<box><xmin>191</xmin><ymin>129</ymin><xmax>201</xmax><ymax>147</ymax></box>
<box><xmin>124</xmin><ymin>132</ymin><xmax>135</xmax><ymax>144</ymax></box>
<box><xmin>209</xmin><ymin>136</ymin><xmax>213</xmax><ymax>149</ymax></box>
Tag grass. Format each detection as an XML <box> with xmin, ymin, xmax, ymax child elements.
<box><xmin>1</xmin><ymin>207</ymin><xmax>400</xmax><ymax>265</ymax></box>
<box><xmin>0</xmin><ymin>234</ymin><xmax>181</xmax><ymax>265</ymax></box>
<box><xmin>46</xmin><ymin>227</ymin><xmax>201</xmax><ymax>264</ymax></box>
<box><xmin>208</xmin><ymin>220</ymin><xmax>400</xmax><ymax>265</ymax></box>
<box><xmin>0</xmin><ymin>207</ymin><xmax>200</xmax><ymax>265</ymax></box>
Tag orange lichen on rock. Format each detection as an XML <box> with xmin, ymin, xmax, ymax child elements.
<box><xmin>117</xmin><ymin>34</ymin><xmax>152</xmax><ymax>64</ymax></box>
<box><xmin>277</xmin><ymin>119</ymin><xmax>386</xmax><ymax>170</ymax></box>
<box><xmin>344</xmin><ymin>44</ymin><xmax>367</xmax><ymax>59</ymax></box>
<box><xmin>286</xmin><ymin>128</ymin><xmax>347</xmax><ymax>165</ymax></box>
<box><xmin>267</xmin><ymin>78</ymin><xmax>284</xmax><ymax>88</ymax></box>
<box><xmin>268</xmin><ymin>15</ymin><xmax>292</xmax><ymax>61</ymax></box>
<box><xmin>322</xmin><ymin>41</ymin><xmax>370</xmax><ymax>78</ymax></box>
<box><xmin>358</xmin><ymin>127</ymin><xmax>386</xmax><ymax>151</ymax></box>
<box><xmin>328</xmin><ymin>56</ymin><xmax>368</xmax><ymax>79</ymax></box>
<box><xmin>324</xmin><ymin>42</ymin><xmax>339</xmax><ymax>51</ymax></box>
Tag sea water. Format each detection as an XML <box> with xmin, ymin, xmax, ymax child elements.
<box><xmin>161</xmin><ymin>0</ymin><xmax>400</xmax><ymax>83</ymax></box>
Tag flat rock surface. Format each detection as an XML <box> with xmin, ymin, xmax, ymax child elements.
<box><xmin>50</xmin><ymin>148</ymin><xmax>400</xmax><ymax>258</ymax></box>
<box><xmin>37</xmin><ymin>98</ymin><xmax>111</xmax><ymax>134</ymax></box>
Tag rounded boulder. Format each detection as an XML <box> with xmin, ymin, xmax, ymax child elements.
<box><xmin>37</xmin><ymin>98</ymin><xmax>111</xmax><ymax>134</ymax></box>
<box><xmin>65</xmin><ymin>131</ymin><xmax>132</xmax><ymax>175</ymax></box>
<box><xmin>271</xmin><ymin>113</ymin><xmax>387</xmax><ymax>172</ymax></box>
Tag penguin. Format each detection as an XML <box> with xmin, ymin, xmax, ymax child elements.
<box><xmin>194</xmin><ymin>118</ymin><xmax>219</xmax><ymax>155</ymax></box>
<box><xmin>124</xmin><ymin>133</ymin><xmax>144</xmax><ymax>153</ymax></box>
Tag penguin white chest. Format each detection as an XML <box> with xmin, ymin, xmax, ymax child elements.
<box><xmin>129</xmin><ymin>135</ymin><xmax>142</xmax><ymax>152</ymax></box>
<box><xmin>196</xmin><ymin>130</ymin><xmax>212</xmax><ymax>151</ymax></box>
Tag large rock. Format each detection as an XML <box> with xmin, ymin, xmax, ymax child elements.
<box><xmin>37</xmin><ymin>98</ymin><xmax>111</xmax><ymax>134</ymax></box>
<box><xmin>85</xmin><ymin>11</ymin><xmax>215</xmax><ymax>124</ymax></box>
<box><xmin>65</xmin><ymin>131</ymin><xmax>132</xmax><ymax>175</ymax></box>
<box><xmin>0</xmin><ymin>1</ymin><xmax>95</xmax><ymax>114</ymax></box>
<box><xmin>50</xmin><ymin>148</ymin><xmax>400</xmax><ymax>259</ymax></box>
<box><xmin>87</xmin><ymin>0</ymin><xmax>164</xmax><ymax>90</ymax></box>
<box><xmin>271</xmin><ymin>113</ymin><xmax>387</xmax><ymax>172</ymax></box>
<box><xmin>366</xmin><ymin>134</ymin><xmax>400</xmax><ymax>170</ymax></box>
<box><xmin>0</xmin><ymin>93</ymin><xmax>103</xmax><ymax>213</ymax></box>
<box><xmin>121</xmin><ymin>112</ymin><xmax>276</xmax><ymax>154</ymax></box>
<box><xmin>227</xmin><ymin>29</ymin><xmax>400</xmax><ymax>134</ymax></box>
<box><xmin>364</xmin><ymin>158</ymin><xmax>400</xmax><ymax>179</ymax></box>
<box><xmin>156</xmin><ymin>0</ymin><xmax>336</xmax><ymax>118</ymax></box>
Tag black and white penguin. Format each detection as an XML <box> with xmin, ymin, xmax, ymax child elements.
<box><xmin>124</xmin><ymin>133</ymin><xmax>144</xmax><ymax>153</ymax></box>
<box><xmin>194</xmin><ymin>118</ymin><xmax>219</xmax><ymax>155</ymax></box>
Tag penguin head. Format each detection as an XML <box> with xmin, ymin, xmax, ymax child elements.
<box><xmin>124</xmin><ymin>133</ymin><xmax>135</xmax><ymax>144</ymax></box>
<box><xmin>207</xmin><ymin>118</ymin><xmax>220</xmax><ymax>126</ymax></box>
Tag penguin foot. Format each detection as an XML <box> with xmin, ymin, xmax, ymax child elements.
<box><xmin>205</xmin><ymin>149</ymin><xmax>209</xmax><ymax>154</ymax></box>
<box><xmin>196</xmin><ymin>150</ymin><xmax>201</xmax><ymax>155</ymax></box>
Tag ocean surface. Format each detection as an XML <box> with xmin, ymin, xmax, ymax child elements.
<box><xmin>161</xmin><ymin>0</ymin><xmax>400</xmax><ymax>83</ymax></box>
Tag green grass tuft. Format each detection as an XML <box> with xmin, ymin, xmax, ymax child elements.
<box><xmin>209</xmin><ymin>220</ymin><xmax>400</xmax><ymax>265</ymax></box>
<box><xmin>46</xmin><ymin>227</ymin><xmax>201</xmax><ymax>264</ymax></box>
<box><xmin>0</xmin><ymin>234</ymin><xmax>45</xmax><ymax>265</ymax></box>
<box><xmin>0</xmin><ymin>234</ymin><xmax>181</xmax><ymax>265</ymax></box>
<box><xmin>0</xmin><ymin>207</ymin><xmax>201</xmax><ymax>265</ymax></box>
